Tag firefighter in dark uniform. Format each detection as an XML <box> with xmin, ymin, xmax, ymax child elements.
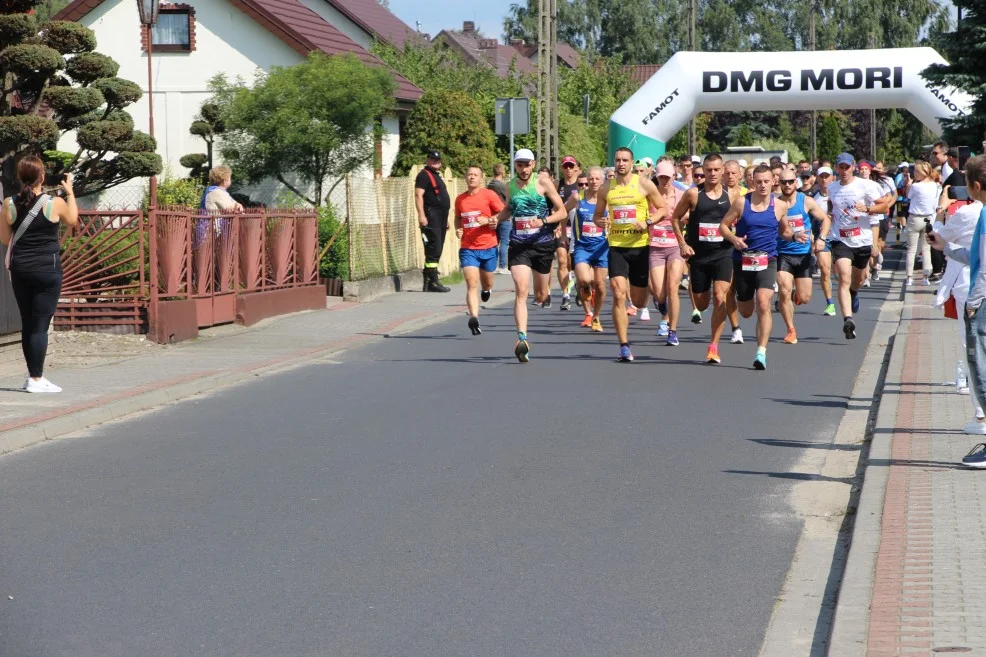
<box><xmin>415</xmin><ymin>150</ymin><xmax>451</xmax><ymax>292</ymax></box>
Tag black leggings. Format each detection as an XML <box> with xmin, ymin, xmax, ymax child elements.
<box><xmin>10</xmin><ymin>268</ymin><xmax>62</xmax><ymax>378</ymax></box>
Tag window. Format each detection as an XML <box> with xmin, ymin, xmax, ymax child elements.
<box><xmin>151</xmin><ymin>7</ymin><xmax>192</xmax><ymax>51</ymax></box>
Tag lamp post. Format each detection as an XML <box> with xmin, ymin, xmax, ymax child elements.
<box><xmin>137</xmin><ymin>0</ymin><xmax>160</xmax><ymax>208</ymax></box>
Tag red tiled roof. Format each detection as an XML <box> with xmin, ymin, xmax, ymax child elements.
<box><xmin>52</xmin><ymin>0</ymin><xmax>423</xmax><ymax>102</ymax></box>
<box><xmin>623</xmin><ymin>64</ymin><xmax>661</xmax><ymax>87</ymax></box>
<box><xmin>325</xmin><ymin>0</ymin><xmax>418</xmax><ymax>49</ymax></box>
<box><xmin>510</xmin><ymin>42</ymin><xmax>580</xmax><ymax>69</ymax></box>
<box><xmin>435</xmin><ymin>30</ymin><xmax>536</xmax><ymax>77</ymax></box>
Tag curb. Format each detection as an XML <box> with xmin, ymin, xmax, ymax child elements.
<box><xmin>0</xmin><ymin>291</ymin><xmax>512</xmax><ymax>455</ymax></box>
<box><xmin>343</xmin><ymin>270</ymin><xmax>423</xmax><ymax>303</ymax></box>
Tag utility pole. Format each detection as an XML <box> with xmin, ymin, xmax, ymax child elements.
<box><xmin>537</xmin><ymin>0</ymin><xmax>554</xmax><ymax>171</ymax></box>
<box><xmin>809</xmin><ymin>0</ymin><xmax>816</xmax><ymax>163</ymax></box>
<box><xmin>536</xmin><ymin>0</ymin><xmax>545</xmax><ymax>164</ymax></box>
<box><xmin>687</xmin><ymin>0</ymin><xmax>697</xmax><ymax>156</ymax></box>
<box><xmin>550</xmin><ymin>0</ymin><xmax>559</xmax><ymax>175</ymax></box>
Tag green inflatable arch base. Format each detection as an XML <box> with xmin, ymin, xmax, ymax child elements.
<box><xmin>608</xmin><ymin>121</ymin><xmax>666</xmax><ymax>165</ymax></box>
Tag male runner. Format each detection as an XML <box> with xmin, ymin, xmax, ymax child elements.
<box><xmin>828</xmin><ymin>153</ymin><xmax>891</xmax><ymax>339</ymax></box>
<box><xmin>676</xmin><ymin>154</ymin><xmax>695</xmax><ymax>190</ymax></box>
<box><xmin>720</xmin><ymin>164</ymin><xmax>805</xmax><ymax>369</ymax></box>
<box><xmin>496</xmin><ymin>148</ymin><xmax>567</xmax><ymax>361</ymax></box>
<box><xmin>813</xmin><ymin>166</ymin><xmax>837</xmax><ymax>315</ymax></box>
<box><xmin>776</xmin><ymin>169</ymin><xmax>831</xmax><ymax>343</ymax></box>
<box><xmin>593</xmin><ymin>147</ymin><xmax>669</xmax><ymax>362</ymax></box>
<box><xmin>555</xmin><ymin>156</ymin><xmax>581</xmax><ymax>310</ymax></box>
<box><xmin>454</xmin><ymin>165</ymin><xmax>505</xmax><ymax>335</ymax></box>
<box><xmin>671</xmin><ymin>153</ymin><xmax>734</xmax><ymax>364</ymax></box>
<box><xmin>566</xmin><ymin>166</ymin><xmax>608</xmax><ymax>332</ymax></box>
<box><xmin>724</xmin><ymin>159</ymin><xmax>747</xmax><ymax>195</ymax></box>
<box><xmin>770</xmin><ymin>163</ymin><xmax>784</xmax><ymax>194</ymax></box>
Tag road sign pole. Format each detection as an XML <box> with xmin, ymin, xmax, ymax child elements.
<box><xmin>509</xmin><ymin>98</ymin><xmax>515</xmax><ymax>162</ymax></box>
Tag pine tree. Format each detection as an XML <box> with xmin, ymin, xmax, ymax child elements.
<box><xmin>923</xmin><ymin>0</ymin><xmax>986</xmax><ymax>149</ymax></box>
<box><xmin>817</xmin><ymin>113</ymin><xmax>843</xmax><ymax>164</ymax></box>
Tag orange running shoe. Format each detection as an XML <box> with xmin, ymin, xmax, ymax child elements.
<box><xmin>591</xmin><ymin>317</ymin><xmax>603</xmax><ymax>332</ymax></box>
<box><xmin>580</xmin><ymin>313</ymin><xmax>593</xmax><ymax>328</ymax></box>
<box><xmin>783</xmin><ymin>328</ymin><xmax>798</xmax><ymax>344</ymax></box>
<box><xmin>706</xmin><ymin>344</ymin><xmax>721</xmax><ymax>364</ymax></box>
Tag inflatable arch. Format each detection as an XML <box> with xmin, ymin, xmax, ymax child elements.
<box><xmin>608</xmin><ymin>47</ymin><xmax>972</xmax><ymax>161</ymax></box>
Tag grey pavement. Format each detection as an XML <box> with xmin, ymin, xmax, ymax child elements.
<box><xmin>0</xmin><ymin>265</ymin><xmax>893</xmax><ymax>657</ymax></box>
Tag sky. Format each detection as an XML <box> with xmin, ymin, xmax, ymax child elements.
<box><xmin>386</xmin><ymin>0</ymin><xmax>512</xmax><ymax>41</ymax></box>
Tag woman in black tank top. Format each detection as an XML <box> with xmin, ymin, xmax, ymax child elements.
<box><xmin>0</xmin><ymin>156</ymin><xmax>79</xmax><ymax>393</ymax></box>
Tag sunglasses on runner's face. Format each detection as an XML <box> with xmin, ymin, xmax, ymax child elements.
<box><xmin>578</xmin><ymin>182</ymin><xmax>589</xmax><ymax>187</ymax></box>
<box><xmin>694</xmin><ymin>174</ymin><xmax>705</xmax><ymax>179</ymax></box>
<box><xmin>780</xmin><ymin>178</ymin><xmax>797</xmax><ymax>184</ymax></box>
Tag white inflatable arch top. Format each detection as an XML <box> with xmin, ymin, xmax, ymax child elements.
<box><xmin>608</xmin><ymin>47</ymin><xmax>971</xmax><ymax>161</ymax></box>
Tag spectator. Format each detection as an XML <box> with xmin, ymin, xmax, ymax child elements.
<box><xmin>487</xmin><ymin>163</ymin><xmax>510</xmax><ymax>274</ymax></box>
<box><xmin>905</xmin><ymin>161</ymin><xmax>941</xmax><ymax>285</ymax></box>
<box><xmin>0</xmin><ymin>156</ymin><xmax>79</xmax><ymax>393</ymax></box>
<box><xmin>201</xmin><ymin>165</ymin><xmax>244</xmax><ymax>213</ymax></box>
<box><xmin>932</xmin><ymin>140</ymin><xmax>951</xmax><ymax>180</ymax></box>
<box><xmin>414</xmin><ymin>149</ymin><xmax>451</xmax><ymax>293</ymax></box>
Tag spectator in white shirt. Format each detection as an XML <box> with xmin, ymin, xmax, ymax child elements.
<box><xmin>905</xmin><ymin>160</ymin><xmax>941</xmax><ymax>284</ymax></box>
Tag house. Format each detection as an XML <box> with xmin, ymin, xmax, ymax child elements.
<box><xmin>52</xmin><ymin>0</ymin><xmax>424</xmax><ymax>196</ymax></box>
<box><xmin>433</xmin><ymin>22</ymin><xmax>537</xmax><ymax>78</ymax></box>
<box><xmin>623</xmin><ymin>64</ymin><xmax>661</xmax><ymax>89</ymax></box>
<box><xmin>508</xmin><ymin>38</ymin><xmax>580</xmax><ymax>70</ymax></box>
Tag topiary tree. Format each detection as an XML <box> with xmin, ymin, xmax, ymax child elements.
<box><xmin>392</xmin><ymin>89</ymin><xmax>495</xmax><ymax>176</ymax></box>
<box><xmin>179</xmin><ymin>102</ymin><xmax>223</xmax><ymax>183</ymax></box>
<box><xmin>817</xmin><ymin>113</ymin><xmax>844</xmax><ymax>164</ymax></box>
<box><xmin>0</xmin><ymin>0</ymin><xmax>161</xmax><ymax>197</ymax></box>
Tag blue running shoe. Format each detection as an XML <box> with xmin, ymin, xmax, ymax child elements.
<box><xmin>753</xmin><ymin>351</ymin><xmax>767</xmax><ymax>370</ymax></box>
<box><xmin>618</xmin><ymin>344</ymin><xmax>634</xmax><ymax>362</ymax></box>
<box><xmin>851</xmin><ymin>294</ymin><xmax>860</xmax><ymax>314</ymax></box>
<box><xmin>962</xmin><ymin>443</ymin><xmax>986</xmax><ymax>468</ymax></box>
<box><xmin>657</xmin><ymin>320</ymin><xmax>670</xmax><ymax>337</ymax></box>
<box><xmin>666</xmin><ymin>329</ymin><xmax>679</xmax><ymax>346</ymax></box>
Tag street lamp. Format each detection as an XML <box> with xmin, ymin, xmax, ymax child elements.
<box><xmin>137</xmin><ymin>0</ymin><xmax>159</xmax><ymax>208</ymax></box>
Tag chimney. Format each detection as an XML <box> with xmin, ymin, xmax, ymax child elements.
<box><xmin>509</xmin><ymin>38</ymin><xmax>524</xmax><ymax>47</ymax></box>
<box><xmin>478</xmin><ymin>38</ymin><xmax>498</xmax><ymax>50</ymax></box>
<box><xmin>462</xmin><ymin>21</ymin><xmax>475</xmax><ymax>34</ymax></box>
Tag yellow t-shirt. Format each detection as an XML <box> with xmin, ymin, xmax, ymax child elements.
<box><xmin>606</xmin><ymin>174</ymin><xmax>650</xmax><ymax>248</ymax></box>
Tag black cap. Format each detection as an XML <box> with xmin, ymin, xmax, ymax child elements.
<box><xmin>426</xmin><ymin>150</ymin><xmax>441</xmax><ymax>161</ymax></box>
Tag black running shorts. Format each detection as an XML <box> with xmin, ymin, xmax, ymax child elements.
<box><xmin>508</xmin><ymin>240</ymin><xmax>557</xmax><ymax>274</ymax></box>
<box><xmin>689</xmin><ymin>256</ymin><xmax>733</xmax><ymax>294</ymax></box>
<box><xmin>608</xmin><ymin>246</ymin><xmax>650</xmax><ymax>288</ymax></box>
<box><xmin>777</xmin><ymin>252</ymin><xmax>812</xmax><ymax>279</ymax></box>
<box><xmin>733</xmin><ymin>258</ymin><xmax>778</xmax><ymax>303</ymax></box>
<box><xmin>830</xmin><ymin>241</ymin><xmax>872</xmax><ymax>270</ymax></box>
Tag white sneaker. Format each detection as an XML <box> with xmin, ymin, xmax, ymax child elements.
<box><xmin>964</xmin><ymin>420</ymin><xmax>986</xmax><ymax>435</ymax></box>
<box><xmin>21</xmin><ymin>377</ymin><xmax>29</xmax><ymax>391</ymax></box>
<box><xmin>731</xmin><ymin>328</ymin><xmax>744</xmax><ymax>344</ymax></box>
<box><xmin>495</xmin><ymin>267</ymin><xmax>510</xmax><ymax>275</ymax></box>
<box><xmin>905</xmin><ymin>277</ymin><xmax>913</xmax><ymax>286</ymax></box>
<box><xmin>922</xmin><ymin>277</ymin><xmax>931</xmax><ymax>286</ymax></box>
<box><xmin>639</xmin><ymin>307</ymin><xmax>651</xmax><ymax>321</ymax></box>
<box><xmin>26</xmin><ymin>377</ymin><xmax>62</xmax><ymax>394</ymax></box>
<box><xmin>873</xmin><ymin>269</ymin><xmax>881</xmax><ymax>281</ymax></box>
<box><xmin>862</xmin><ymin>278</ymin><xmax>871</xmax><ymax>288</ymax></box>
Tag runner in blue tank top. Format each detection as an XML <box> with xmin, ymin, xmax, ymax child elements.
<box><xmin>565</xmin><ymin>166</ymin><xmax>609</xmax><ymax>331</ymax></box>
<box><xmin>720</xmin><ymin>164</ymin><xmax>807</xmax><ymax>370</ymax></box>
<box><xmin>776</xmin><ymin>172</ymin><xmax>831</xmax><ymax>344</ymax></box>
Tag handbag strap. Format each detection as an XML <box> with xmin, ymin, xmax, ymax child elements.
<box><xmin>5</xmin><ymin>194</ymin><xmax>51</xmax><ymax>271</ymax></box>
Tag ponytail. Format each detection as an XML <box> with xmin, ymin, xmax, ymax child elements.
<box><xmin>12</xmin><ymin>155</ymin><xmax>45</xmax><ymax>220</ymax></box>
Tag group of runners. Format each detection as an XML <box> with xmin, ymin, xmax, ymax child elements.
<box><xmin>452</xmin><ymin>146</ymin><xmax>895</xmax><ymax>368</ymax></box>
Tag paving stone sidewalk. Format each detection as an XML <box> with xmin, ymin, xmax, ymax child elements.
<box><xmin>0</xmin><ymin>281</ymin><xmax>513</xmax><ymax>451</ymax></box>
<box><xmin>830</xmin><ymin>285</ymin><xmax>986</xmax><ymax>656</ymax></box>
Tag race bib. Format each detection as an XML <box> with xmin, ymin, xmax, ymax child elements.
<box><xmin>787</xmin><ymin>214</ymin><xmax>806</xmax><ymax>232</ymax></box>
<box><xmin>581</xmin><ymin>220</ymin><xmax>603</xmax><ymax>237</ymax></box>
<box><xmin>612</xmin><ymin>205</ymin><xmax>637</xmax><ymax>225</ymax></box>
<box><xmin>839</xmin><ymin>227</ymin><xmax>861</xmax><ymax>238</ymax></box>
<box><xmin>698</xmin><ymin>222</ymin><xmax>723</xmax><ymax>242</ymax></box>
<box><xmin>650</xmin><ymin>224</ymin><xmax>677</xmax><ymax>247</ymax></box>
<box><xmin>514</xmin><ymin>216</ymin><xmax>540</xmax><ymax>236</ymax></box>
<box><xmin>742</xmin><ymin>252</ymin><xmax>769</xmax><ymax>272</ymax></box>
<box><xmin>461</xmin><ymin>210</ymin><xmax>482</xmax><ymax>229</ymax></box>
<box><xmin>565</xmin><ymin>225</ymin><xmax>573</xmax><ymax>240</ymax></box>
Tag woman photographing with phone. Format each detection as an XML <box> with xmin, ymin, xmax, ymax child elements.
<box><xmin>0</xmin><ymin>156</ymin><xmax>78</xmax><ymax>393</ymax></box>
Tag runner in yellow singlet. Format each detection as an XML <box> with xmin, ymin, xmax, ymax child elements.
<box><xmin>593</xmin><ymin>146</ymin><xmax>669</xmax><ymax>362</ymax></box>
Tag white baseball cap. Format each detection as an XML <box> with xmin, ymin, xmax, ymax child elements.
<box><xmin>514</xmin><ymin>148</ymin><xmax>535</xmax><ymax>162</ymax></box>
<box><xmin>738</xmin><ymin>159</ymin><xmax>748</xmax><ymax>168</ymax></box>
<box><xmin>816</xmin><ymin>166</ymin><xmax>833</xmax><ymax>176</ymax></box>
<box><xmin>642</xmin><ymin>157</ymin><xmax>654</xmax><ymax>167</ymax></box>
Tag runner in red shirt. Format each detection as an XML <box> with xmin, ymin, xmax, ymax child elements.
<box><xmin>455</xmin><ymin>165</ymin><xmax>505</xmax><ymax>335</ymax></box>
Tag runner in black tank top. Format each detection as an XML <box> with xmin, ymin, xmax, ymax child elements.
<box><xmin>685</xmin><ymin>188</ymin><xmax>733</xmax><ymax>264</ymax></box>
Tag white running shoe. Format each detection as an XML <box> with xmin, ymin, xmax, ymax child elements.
<box><xmin>905</xmin><ymin>277</ymin><xmax>913</xmax><ymax>286</ymax></box>
<box><xmin>731</xmin><ymin>328</ymin><xmax>744</xmax><ymax>344</ymax></box>
<box><xmin>26</xmin><ymin>377</ymin><xmax>62</xmax><ymax>394</ymax></box>
<box><xmin>922</xmin><ymin>277</ymin><xmax>931</xmax><ymax>286</ymax></box>
<box><xmin>862</xmin><ymin>278</ymin><xmax>871</xmax><ymax>288</ymax></box>
<box><xmin>873</xmin><ymin>269</ymin><xmax>881</xmax><ymax>281</ymax></box>
<box><xmin>964</xmin><ymin>420</ymin><xmax>986</xmax><ymax>435</ymax></box>
<box><xmin>639</xmin><ymin>307</ymin><xmax>651</xmax><ymax>321</ymax></box>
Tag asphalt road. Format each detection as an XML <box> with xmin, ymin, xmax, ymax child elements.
<box><xmin>0</xmin><ymin>264</ymin><xmax>894</xmax><ymax>657</ymax></box>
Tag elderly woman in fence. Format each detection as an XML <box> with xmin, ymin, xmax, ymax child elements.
<box><xmin>0</xmin><ymin>156</ymin><xmax>79</xmax><ymax>393</ymax></box>
<box><xmin>193</xmin><ymin>166</ymin><xmax>243</xmax><ymax>292</ymax></box>
<box><xmin>200</xmin><ymin>165</ymin><xmax>244</xmax><ymax>213</ymax></box>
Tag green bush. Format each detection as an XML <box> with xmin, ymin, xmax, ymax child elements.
<box><xmin>145</xmin><ymin>175</ymin><xmax>203</xmax><ymax>209</ymax></box>
<box><xmin>317</xmin><ymin>204</ymin><xmax>348</xmax><ymax>280</ymax></box>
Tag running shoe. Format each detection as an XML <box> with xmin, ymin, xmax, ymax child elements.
<box><xmin>823</xmin><ymin>303</ymin><xmax>837</xmax><ymax>316</ymax></box>
<box><xmin>564</xmin><ymin>275</ymin><xmax>575</xmax><ymax>297</ymax></box>
<box><xmin>531</xmin><ymin>295</ymin><xmax>540</xmax><ymax>305</ymax></box>
<box><xmin>753</xmin><ymin>351</ymin><xmax>767</xmax><ymax>370</ymax></box>
<box><xmin>25</xmin><ymin>377</ymin><xmax>61</xmax><ymax>393</ymax></box>
<box><xmin>514</xmin><ymin>339</ymin><xmax>530</xmax><ymax>362</ymax></box>
<box><xmin>905</xmin><ymin>277</ymin><xmax>913</xmax><ymax>287</ymax></box>
<box><xmin>851</xmin><ymin>294</ymin><xmax>860</xmax><ymax>314</ymax></box>
<box><xmin>657</xmin><ymin>320</ymin><xmax>670</xmax><ymax>337</ymax></box>
<box><xmin>873</xmin><ymin>267</ymin><xmax>882</xmax><ymax>282</ymax></box>
<box><xmin>580</xmin><ymin>314</ymin><xmax>593</xmax><ymax>328</ymax></box>
<box><xmin>862</xmin><ymin>278</ymin><xmax>871</xmax><ymax>288</ymax></box>
<box><xmin>575</xmin><ymin>293</ymin><xmax>583</xmax><ymax>308</ymax></box>
<box><xmin>680</xmin><ymin>278</ymin><xmax>690</xmax><ymax>290</ymax></box>
<box><xmin>618</xmin><ymin>344</ymin><xmax>634</xmax><ymax>362</ymax></box>
<box><xmin>481</xmin><ymin>289</ymin><xmax>491</xmax><ymax>303</ymax></box>
<box><xmin>731</xmin><ymin>328</ymin><xmax>744</xmax><ymax>344</ymax></box>
<box><xmin>666</xmin><ymin>329</ymin><xmax>679</xmax><ymax>346</ymax></box>
<box><xmin>495</xmin><ymin>267</ymin><xmax>510</xmax><ymax>275</ymax></box>
<box><xmin>542</xmin><ymin>295</ymin><xmax>552</xmax><ymax>309</ymax></box>
<box><xmin>929</xmin><ymin>272</ymin><xmax>943</xmax><ymax>283</ymax></box>
<box><xmin>843</xmin><ymin>317</ymin><xmax>857</xmax><ymax>340</ymax></box>
<box><xmin>591</xmin><ymin>317</ymin><xmax>603</xmax><ymax>332</ymax></box>
<box><xmin>657</xmin><ymin>301</ymin><xmax>668</xmax><ymax>316</ymax></box>
<box><xmin>783</xmin><ymin>328</ymin><xmax>798</xmax><ymax>344</ymax></box>
<box><xmin>961</xmin><ymin>443</ymin><xmax>986</xmax><ymax>468</ymax></box>
<box><xmin>468</xmin><ymin>316</ymin><xmax>482</xmax><ymax>336</ymax></box>
<box><xmin>706</xmin><ymin>345</ymin><xmax>721</xmax><ymax>364</ymax></box>
<box><xmin>639</xmin><ymin>306</ymin><xmax>651</xmax><ymax>321</ymax></box>
<box><xmin>921</xmin><ymin>277</ymin><xmax>931</xmax><ymax>286</ymax></box>
<box><xmin>560</xmin><ymin>295</ymin><xmax>572</xmax><ymax>311</ymax></box>
<box><xmin>691</xmin><ymin>309</ymin><xmax>703</xmax><ymax>324</ymax></box>
<box><xmin>627</xmin><ymin>304</ymin><xmax>637</xmax><ymax>317</ymax></box>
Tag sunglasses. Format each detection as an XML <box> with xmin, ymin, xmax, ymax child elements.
<box><xmin>562</xmin><ymin>163</ymin><xmax>575</xmax><ymax>168</ymax></box>
<box><xmin>780</xmin><ymin>179</ymin><xmax>798</xmax><ymax>184</ymax></box>
<box><xmin>694</xmin><ymin>173</ymin><xmax>706</xmax><ymax>179</ymax></box>
<box><xmin>577</xmin><ymin>182</ymin><xmax>589</xmax><ymax>187</ymax></box>
<box><xmin>681</xmin><ymin>163</ymin><xmax>693</xmax><ymax>168</ymax></box>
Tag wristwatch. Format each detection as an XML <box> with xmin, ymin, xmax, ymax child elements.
<box><xmin>645</xmin><ymin>218</ymin><xmax>654</xmax><ymax>226</ymax></box>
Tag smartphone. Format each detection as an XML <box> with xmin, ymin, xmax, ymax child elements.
<box><xmin>950</xmin><ymin>186</ymin><xmax>970</xmax><ymax>201</ymax></box>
